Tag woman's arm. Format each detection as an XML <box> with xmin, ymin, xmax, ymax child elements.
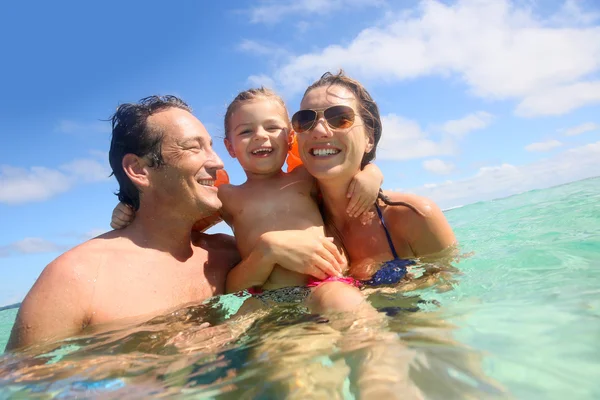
<box><xmin>383</xmin><ymin>192</ymin><xmax>456</xmax><ymax>257</ymax></box>
<box><xmin>346</xmin><ymin>163</ymin><xmax>384</xmax><ymax>217</ymax></box>
<box><xmin>225</xmin><ymin>231</ymin><xmax>346</xmax><ymax>293</ymax></box>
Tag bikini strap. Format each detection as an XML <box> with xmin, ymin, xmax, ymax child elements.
<box><xmin>374</xmin><ymin>203</ymin><xmax>399</xmax><ymax>259</ymax></box>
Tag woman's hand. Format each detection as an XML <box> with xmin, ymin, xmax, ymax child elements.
<box><xmin>260</xmin><ymin>231</ymin><xmax>347</xmax><ymax>280</ymax></box>
<box><xmin>346</xmin><ymin>163</ymin><xmax>383</xmax><ymax>218</ymax></box>
<box><xmin>110</xmin><ymin>202</ymin><xmax>135</xmax><ymax>230</ymax></box>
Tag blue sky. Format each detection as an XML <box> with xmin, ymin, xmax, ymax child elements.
<box><xmin>1</xmin><ymin>0</ymin><xmax>600</xmax><ymax>306</ymax></box>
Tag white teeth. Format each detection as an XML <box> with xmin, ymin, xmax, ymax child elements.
<box><xmin>198</xmin><ymin>180</ymin><xmax>215</xmax><ymax>186</ymax></box>
<box><xmin>251</xmin><ymin>148</ymin><xmax>273</xmax><ymax>155</ymax></box>
<box><xmin>312</xmin><ymin>148</ymin><xmax>340</xmax><ymax>156</ymax></box>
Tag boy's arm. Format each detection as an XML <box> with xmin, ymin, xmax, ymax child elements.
<box><xmin>346</xmin><ymin>163</ymin><xmax>384</xmax><ymax>217</ymax></box>
<box><xmin>225</xmin><ymin>240</ymin><xmax>276</xmax><ymax>293</ymax></box>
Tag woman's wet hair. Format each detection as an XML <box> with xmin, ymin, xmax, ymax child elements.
<box><xmin>303</xmin><ymin>70</ymin><xmax>381</xmax><ymax>169</ymax></box>
<box><xmin>305</xmin><ymin>72</ymin><xmax>424</xmax><ymax>215</ymax></box>
<box><xmin>109</xmin><ymin>95</ymin><xmax>191</xmax><ymax>210</ymax></box>
<box><xmin>224</xmin><ymin>87</ymin><xmax>290</xmax><ymax>137</ymax></box>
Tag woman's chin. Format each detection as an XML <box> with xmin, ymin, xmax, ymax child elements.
<box><xmin>307</xmin><ymin>163</ymin><xmax>354</xmax><ymax>182</ymax></box>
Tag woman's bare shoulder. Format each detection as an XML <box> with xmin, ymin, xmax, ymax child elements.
<box><xmin>379</xmin><ymin>190</ymin><xmax>441</xmax><ymax>218</ymax></box>
<box><xmin>381</xmin><ymin>190</ymin><xmax>456</xmax><ymax>255</ymax></box>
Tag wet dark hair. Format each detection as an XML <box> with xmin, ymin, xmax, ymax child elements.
<box><xmin>224</xmin><ymin>87</ymin><xmax>290</xmax><ymax>138</ymax></box>
<box><xmin>109</xmin><ymin>95</ymin><xmax>192</xmax><ymax>210</ymax></box>
<box><xmin>303</xmin><ymin>70</ymin><xmax>381</xmax><ymax>169</ymax></box>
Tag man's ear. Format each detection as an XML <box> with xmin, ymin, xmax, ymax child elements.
<box><xmin>224</xmin><ymin>138</ymin><xmax>236</xmax><ymax>158</ymax></box>
<box><xmin>122</xmin><ymin>154</ymin><xmax>150</xmax><ymax>188</ymax></box>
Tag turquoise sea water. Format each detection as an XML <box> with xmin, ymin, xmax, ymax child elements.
<box><xmin>1</xmin><ymin>177</ymin><xmax>599</xmax><ymax>399</ymax></box>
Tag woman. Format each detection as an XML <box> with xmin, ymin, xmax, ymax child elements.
<box><xmin>257</xmin><ymin>71</ymin><xmax>456</xmax><ymax>286</ymax></box>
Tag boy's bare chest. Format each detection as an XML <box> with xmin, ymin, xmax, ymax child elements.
<box><xmin>228</xmin><ymin>178</ymin><xmax>315</xmax><ymax>220</ymax></box>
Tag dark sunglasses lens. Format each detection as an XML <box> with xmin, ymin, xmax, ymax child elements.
<box><xmin>324</xmin><ymin>105</ymin><xmax>355</xmax><ymax>129</ymax></box>
<box><xmin>292</xmin><ymin>110</ymin><xmax>317</xmax><ymax>133</ymax></box>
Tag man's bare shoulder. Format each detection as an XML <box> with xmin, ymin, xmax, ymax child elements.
<box><xmin>5</xmin><ymin>236</ymin><xmax>118</xmax><ymax>350</ymax></box>
<box><xmin>46</xmin><ymin>232</ymin><xmax>136</xmax><ymax>278</ymax></box>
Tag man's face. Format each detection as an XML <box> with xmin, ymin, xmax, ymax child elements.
<box><xmin>146</xmin><ymin>108</ymin><xmax>224</xmax><ymax>219</ymax></box>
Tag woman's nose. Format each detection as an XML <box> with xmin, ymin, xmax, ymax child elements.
<box><xmin>310</xmin><ymin>118</ymin><xmax>333</xmax><ymax>138</ymax></box>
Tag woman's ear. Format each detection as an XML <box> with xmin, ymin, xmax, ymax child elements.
<box><xmin>224</xmin><ymin>137</ymin><xmax>236</xmax><ymax>158</ymax></box>
<box><xmin>122</xmin><ymin>154</ymin><xmax>150</xmax><ymax>188</ymax></box>
<box><xmin>365</xmin><ymin>130</ymin><xmax>375</xmax><ymax>154</ymax></box>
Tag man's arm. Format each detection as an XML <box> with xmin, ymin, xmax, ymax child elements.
<box><xmin>5</xmin><ymin>254</ymin><xmax>92</xmax><ymax>352</ymax></box>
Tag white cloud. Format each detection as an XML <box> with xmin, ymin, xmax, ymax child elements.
<box><xmin>561</xmin><ymin>122</ymin><xmax>599</xmax><ymax>136</ymax></box>
<box><xmin>379</xmin><ymin>111</ymin><xmax>491</xmax><ymax>160</ymax></box>
<box><xmin>405</xmin><ymin>141</ymin><xmax>600</xmax><ymax>209</ymax></box>
<box><xmin>258</xmin><ymin>0</ymin><xmax>600</xmax><ymax>116</ymax></box>
<box><xmin>247</xmin><ymin>74</ymin><xmax>278</xmax><ymax>90</ymax></box>
<box><xmin>0</xmin><ymin>165</ymin><xmax>72</xmax><ymax>204</ymax></box>
<box><xmin>238</xmin><ymin>39</ymin><xmax>274</xmax><ymax>55</ymax></box>
<box><xmin>515</xmin><ymin>80</ymin><xmax>600</xmax><ymax>117</ymax></box>
<box><xmin>525</xmin><ymin>139</ymin><xmax>563</xmax><ymax>152</ymax></box>
<box><xmin>238</xmin><ymin>39</ymin><xmax>287</xmax><ymax>58</ymax></box>
<box><xmin>0</xmin><ymin>157</ymin><xmax>111</xmax><ymax>205</ymax></box>
<box><xmin>440</xmin><ymin>112</ymin><xmax>494</xmax><ymax>137</ymax></box>
<box><xmin>246</xmin><ymin>0</ymin><xmax>384</xmax><ymax>24</ymax></box>
<box><xmin>60</xmin><ymin>158</ymin><xmax>111</xmax><ymax>182</ymax></box>
<box><xmin>55</xmin><ymin>120</ymin><xmax>110</xmax><ymax>135</ymax></box>
<box><xmin>549</xmin><ymin>0</ymin><xmax>600</xmax><ymax>26</ymax></box>
<box><xmin>0</xmin><ymin>238</ymin><xmax>66</xmax><ymax>257</ymax></box>
<box><xmin>379</xmin><ymin>114</ymin><xmax>454</xmax><ymax>160</ymax></box>
<box><xmin>423</xmin><ymin>159</ymin><xmax>456</xmax><ymax>174</ymax></box>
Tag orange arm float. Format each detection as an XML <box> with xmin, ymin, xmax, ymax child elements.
<box><xmin>286</xmin><ymin>134</ymin><xmax>303</xmax><ymax>173</ymax></box>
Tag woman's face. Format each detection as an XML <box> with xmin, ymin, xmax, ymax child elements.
<box><xmin>296</xmin><ymin>85</ymin><xmax>373</xmax><ymax>182</ymax></box>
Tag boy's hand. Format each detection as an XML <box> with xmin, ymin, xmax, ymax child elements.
<box><xmin>346</xmin><ymin>166</ymin><xmax>382</xmax><ymax>218</ymax></box>
<box><xmin>191</xmin><ymin>212</ymin><xmax>223</xmax><ymax>232</ymax></box>
<box><xmin>110</xmin><ymin>202</ymin><xmax>135</xmax><ymax>230</ymax></box>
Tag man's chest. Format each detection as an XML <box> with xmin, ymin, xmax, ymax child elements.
<box><xmin>88</xmin><ymin>256</ymin><xmax>218</xmax><ymax>325</ymax></box>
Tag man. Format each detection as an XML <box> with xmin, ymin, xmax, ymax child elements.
<box><xmin>6</xmin><ymin>96</ymin><xmax>241</xmax><ymax>350</ymax></box>
<box><xmin>6</xmin><ymin>95</ymin><xmax>343</xmax><ymax>352</ymax></box>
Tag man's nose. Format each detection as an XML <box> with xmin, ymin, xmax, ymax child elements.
<box><xmin>206</xmin><ymin>147</ymin><xmax>225</xmax><ymax>170</ymax></box>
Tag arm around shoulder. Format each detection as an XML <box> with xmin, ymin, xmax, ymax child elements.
<box><xmin>383</xmin><ymin>192</ymin><xmax>456</xmax><ymax>257</ymax></box>
<box><xmin>5</xmin><ymin>252</ymin><xmax>93</xmax><ymax>352</ymax></box>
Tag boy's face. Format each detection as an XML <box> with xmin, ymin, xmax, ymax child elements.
<box><xmin>224</xmin><ymin>99</ymin><xmax>292</xmax><ymax>176</ymax></box>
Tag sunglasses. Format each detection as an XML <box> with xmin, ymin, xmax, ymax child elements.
<box><xmin>291</xmin><ymin>105</ymin><xmax>356</xmax><ymax>134</ymax></box>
